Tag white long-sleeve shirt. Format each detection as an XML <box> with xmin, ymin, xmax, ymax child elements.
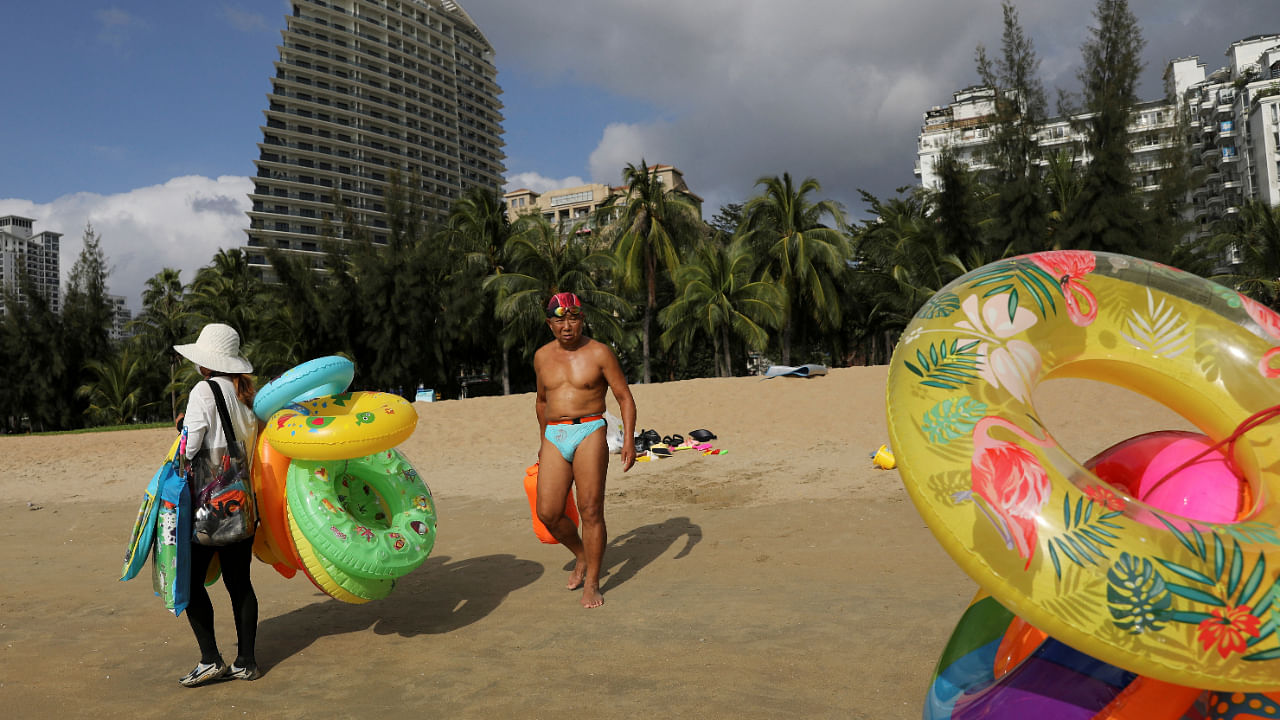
<box><xmin>182</xmin><ymin>376</ymin><xmax>258</xmax><ymax>460</ymax></box>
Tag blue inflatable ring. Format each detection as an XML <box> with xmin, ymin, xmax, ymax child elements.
<box><xmin>254</xmin><ymin>356</ymin><xmax>355</xmax><ymax>421</ymax></box>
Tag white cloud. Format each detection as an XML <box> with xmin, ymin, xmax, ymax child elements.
<box><xmin>221</xmin><ymin>5</ymin><xmax>271</xmax><ymax>33</ymax></box>
<box><xmin>0</xmin><ymin>176</ymin><xmax>252</xmax><ymax>313</ymax></box>
<box><xmin>96</xmin><ymin>7</ymin><xmax>146</xmax><ymax>51</ymax></box>
<box><xmin>503</xmin><ymin>171</ymin><xmax>587</xmax><ymax>194</ymax></box>
<box><xmin>465</xmin><ymin>0</ymin><xmax>1280</xmax><ymax>215</ymax></box>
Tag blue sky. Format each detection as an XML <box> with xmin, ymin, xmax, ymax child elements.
<box><xmin>2</xmin><ymin>1</ymin><xmax>1278</xmax><ymax>309</ymax></box>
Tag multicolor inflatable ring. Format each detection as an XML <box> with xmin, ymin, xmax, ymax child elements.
<box><xmin>265</xmin><ymin>391</ymin><xmax>417</xmax><ymax>461</ymax></box>
<box><xmin>926</xmin><ymin>591</ymin><xmax>1207</xmax><ymax>719</ymax></box>
<box><xmin>286</xmin><ymin>448</ymin><xmax>437</xmax><ymax>580</ymax></box>
<box><xmin>253</xmin><ymin>355</ymin><xmax>355</xmax><ymax>421</ymax></box>
<box><xmin>285</xmin><ymin>500</ymin><xmax>394</xmax><ymax>603</ymax></box>
<box><xmin>887</xmin><ymin>251</ymin><xmax>1280</xmax><ymax>691</ymax></box>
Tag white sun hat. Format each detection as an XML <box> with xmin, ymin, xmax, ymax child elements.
<box><xmin>174</xmin><ymin>323</ymin><xmax>253</xmax><ymax>374</ymax></box>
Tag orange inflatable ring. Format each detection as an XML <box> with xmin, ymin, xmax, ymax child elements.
<box><xmin>251</xmin><ymin>433</ymin><xmax>301</xmax><ymax>577</ymax></box>
<box><xmin>523</xmin><ymin>462</ymin><xmax>579</xmax><ymax>544</ymax></box>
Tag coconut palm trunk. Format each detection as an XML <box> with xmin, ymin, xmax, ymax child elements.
<box><xmin>721</xmin><ymin>324</ymin><xmax>733</xmax><ymax>377</ymax></box>
<box><xmin>642</xmin><ymin>249</ymin><xmax>659</xmax><ymax>383</ymax></box>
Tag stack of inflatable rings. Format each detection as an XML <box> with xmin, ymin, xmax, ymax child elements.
<box><xmin>886</xmin><ymin>251</ymin><xmax>1280</xmax><ymax>716</ymax></box>
<box><xmin>249</xmin><ymin>356</ymin><xmax>435</xmax><ymax>604</ymax></box>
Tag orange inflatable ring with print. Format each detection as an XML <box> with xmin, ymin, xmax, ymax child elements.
<box><xmin>251</xmin><ymin>433</ymin><xmax>301</xmax><ymax>578</ymax></box>
<box><xmin>265</xmin><ymin>391</ymin><xmax>417</xmax><ymax>461</ymax></box>
<box><xmin>887</xmin><ymin>251</ymin><xmax>1280</xmax><ymax>691</ymax></box>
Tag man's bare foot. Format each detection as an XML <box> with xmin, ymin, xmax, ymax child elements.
<box><xmin>566</xmin><ymin>560</ymin><xmax>586</xmax><ymax>590</ymax></box>
<box><xmin>580</xmin><ymin>585</ymin><xmax>604</xmax><ymax>608</ymax></box>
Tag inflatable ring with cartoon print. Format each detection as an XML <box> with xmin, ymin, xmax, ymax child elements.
<box><xmin>265</xmin><ymin>390</ymin><xmax>417</xmax><ymax>461</ymax></box>
<box><xmin>887</xmin><ymin>250</ymin><xmax>1280</xmax><ymax>691</ymax></box>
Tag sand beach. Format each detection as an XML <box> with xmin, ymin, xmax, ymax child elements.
<box><xmin>0</xmin><ymin>367</ymin><xmax>1192</xmax><ymax>719</ymax></box>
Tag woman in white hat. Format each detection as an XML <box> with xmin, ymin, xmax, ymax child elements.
<box><xmin>172</xmin><ymin>323</ymin><xmax>262</xmax><ymax>686</ymax></box>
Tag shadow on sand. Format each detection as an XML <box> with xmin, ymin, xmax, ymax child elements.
<box><xmin>257</xmin><ymin>517</ymin><xmax>701</xmax><ymax>671</ymax></box>
<box><xmin>257</xmin><ymin>552</ymin><xmax>543</xmax><ymax>671</ymax></box>
<box><xmin>559</xmin><ymin>515</ymin><xmax>703</xmax><ymax>592</ymax></box>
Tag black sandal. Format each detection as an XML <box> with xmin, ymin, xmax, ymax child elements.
<box><xmin>635</xmin><ymin>429</ymin><xmax>661</xmax><ymax>452</ymax></box>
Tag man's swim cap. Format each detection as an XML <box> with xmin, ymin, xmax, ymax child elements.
<box><xmin>546</xmin><ymin>291</ymin><xmax>583</xmax><ymax>318</ymax></box>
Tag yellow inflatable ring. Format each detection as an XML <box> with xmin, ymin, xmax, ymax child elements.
<box><xmin>887</xmin><ymin>251</ymin><xmax>1280</xmax><ymax>691</ymax></box>
<box><xmin>265</xmin><ymin>391</ymin><xmax>417</xmax><ymax>461</ymax></box>
<box><xmin>286</xmin><ymin>500</ymin><xmax>394</xmax><ymax>603</ymax></box>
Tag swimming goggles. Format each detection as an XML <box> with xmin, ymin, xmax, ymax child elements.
<box><xmin>548</xmin><ymin>305</ymin><xmax>582</xmax><ymax>318</ymax></box>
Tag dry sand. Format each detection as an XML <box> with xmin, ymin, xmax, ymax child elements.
<box><xmin>0</xmin><ymin>367</ymin><xmax>1192</xmax><ymax>719</ymax></box>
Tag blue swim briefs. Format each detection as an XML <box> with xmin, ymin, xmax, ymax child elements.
<box><xmin>544</xmin><ymin>418</ymin><xmax>606</xmax><ymax>462</ymax></box>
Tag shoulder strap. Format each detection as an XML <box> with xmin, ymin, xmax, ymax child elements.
<box><xmin>206</xmin><ymin>379</ymin><xmax>242</xmax><ymax>457</ymax></box>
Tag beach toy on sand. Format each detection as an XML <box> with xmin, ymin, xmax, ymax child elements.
<box><xmin>523</xmin><ymin>462</ymin><xmax>579</xmax><ymax>544</ymax></box>
<box><xmin>265</xmin><ymin>391</ymin><xmax>417</xmax><ymax>461</ymax></box>
<box><xmin>253</xmin><ymin>355</ymin><xmax>355</xmax><ymax>421</ymax></box>
<box><xmin>871</xmin><ymin>444</ymin><xmax>896</xmax><ymax>470</ymax></box>
<box><xmin>887</xmin><ymin>250</ymin><xmax>1280</xmax><ymax>691</ymax></box>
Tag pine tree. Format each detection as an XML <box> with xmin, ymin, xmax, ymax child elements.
<box><xmin>1058</xmin><ymin>0</ymin><xmax>1147</xmax><ymax>255</ymax></box>
<box><xmin>976</xmin><ymin>0</ymin><xmax>1049</xmax><ymax>255</ymax></box>
<box><xmin>61</xmin><ymin>223</ymin><xmax>115</xmax><ymax>428</ymax></box>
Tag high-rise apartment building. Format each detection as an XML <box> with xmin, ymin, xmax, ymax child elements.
<box><xmin>0</xmin><ymin>215</ymin><xmax>61</xmax><ymax>315</ymax></box>
<box><xmin>915</xmin><ymin>88</ymin><xmax>1177</xmax><ymax>195</ymax></box>
<box><xmin>243</xmin><ymin>0</ymin><xmax>505</xmax><ymax>277</ymax></box>
<box><xmin>108</xmin><ymin>294</ymin><xmax>133</xmax><ymax>341</ymax></box>
<box><xmin>1170</xmin><ymin>35</ymin><xmax>1280</xmax><ymax>241</ymax></box>
<box><xmin>915</xmin><ymin>34</ymin><xmax>1280</xmax><ymax>250</ymax></box>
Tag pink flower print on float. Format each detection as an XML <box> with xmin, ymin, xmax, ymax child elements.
<box><xmin>1029</xmin><ymin>250</ymin><xmax>1098</xmax><ymax>326</ymax></box>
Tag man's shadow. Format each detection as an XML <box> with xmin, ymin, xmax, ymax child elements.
<box><xmin>567</xmin><ymin>516</ymin><xmax>702</xmax><ymax>592</ymax></box>
<box><xmin>256</xmin><ymin>553</ymin><xmax>543</xmax><ymax>671</ymax></box>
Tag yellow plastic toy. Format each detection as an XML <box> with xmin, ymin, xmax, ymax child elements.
<box><xmin>887</xmin><ymin>251</ymin><xmax>1280</xmax><ymax>692</ymax></box>
<box><xmin>871</xmin><ymin>444</ymin><xmax>896</xmax><ymax>470</ymax></box>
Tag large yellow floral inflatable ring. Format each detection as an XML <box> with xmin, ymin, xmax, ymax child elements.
<box><xmin>886</xmin><ymin>251</ymin><xmax>1280</xmax><ymax>692</ymax></box>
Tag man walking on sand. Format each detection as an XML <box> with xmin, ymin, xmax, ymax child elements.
<box><xmin>534</xmin><ymin>291</ymin><xmax>637</xmax><ymax>608</ymax></box>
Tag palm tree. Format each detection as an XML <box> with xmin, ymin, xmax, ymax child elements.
<box><xmin>1043</xmin><ymin>149</ymin><xmax>1082</xmax><ymax>247</ymax></box>
<box><xmin>128</xmin><ymin>268</ymin><xmax>189</xmax><ymax>419</ymax></box>
<box><xmin>658</xmin><ymin>238</ymin><xmax>782</xmax><ymax>376</ymax></box>
<box><xmin>76</xmin><ymin>350</ymin><xmax>154</xmax><ymax>426</ymax></box>
<box><xmin>598</xmin><ymin>159</ymin><xmax>703</xmax><ymax>383</ymax></box>
<box><xmin>740</xmin><ymin>172</ymin><xmax>849</xmax><ymax>365</ymax></box>
<box><xmin>1209</xmin><ymin>200</ymin><xmax>1280</xmax><ymax>308</ymax></box>
<box><xmin>850</xmin><ymin>188</ymin><xmax>955</xmax><ymax>346</ymax></box>
<box><xmin>485</xmin><ymin>214</ymin><xmax>631</xmax><ymax>362</ymax></box>
<box><xmin>187</xmin><ymin>248</ymin><xmax>264</xmax><ymax>343</ymax></box>
<box><xmin>449</xmin><ymin>187</ymin><xmax>515</xmax><ymax>392</ymax></box>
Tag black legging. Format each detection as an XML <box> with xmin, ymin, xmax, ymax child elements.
<box><xmin>187</xmin><ymin>536</ymin><xmax>258</xmax><ymax>665</ymax></box>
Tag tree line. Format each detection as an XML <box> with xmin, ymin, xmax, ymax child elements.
<box><xmin>3</xmin><ymin>0</ymin><xmax>1278</xmax><ymax>433</ymax></box>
